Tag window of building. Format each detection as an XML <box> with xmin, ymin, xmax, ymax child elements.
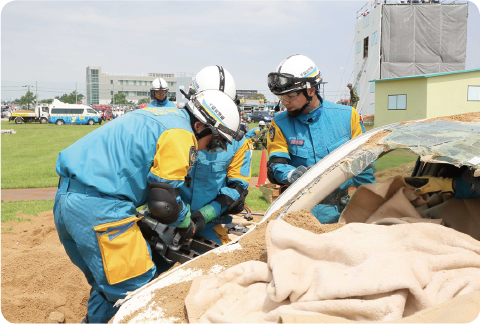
<box><xmin>468</xmin><ymin>86</ymin><xmax>480</xmax><ymax>101</ymax></box>
<box><xmin>356</xmin><ymin>41</ymin><xmax>361</xmax><ymax>54</ymax></box>
<box><xmin>128</xmin><ymin>80</ymin><xmax>134</xmax><ymax>86</ymax></box>
<box><xmin>388</xmin><ymin>95</ymin><xmax>407</xmax><ymax>110</ymax></box>
<box><xmin>363</xmin><ymin>14</ymin><xmax>369</xmax><ymax>28</ymax></box>
<box><xmin>110</xmin><ymin>80</ymin><xmax>113</xmax><ymax>84</ymax></box>
<box><xmin>369</xmin><ymin>103</ymin><xmax>375</xmax><ymax>114</ymax></box>
<box><xmin>371</xmin><ymin>31</ymin><xmax>378</xmax><ymax>45</ymax></box>
<box><xmin>111</xmin><ymin>91</ymin><xmax>113</xmax><ymax>95</ymax></box>
<box><xmin>363</xmin><ymin>37</ymin><xmax>369</xmax><ymax>58</ymax></box>
<box><xmin>370</xmin><ymin>82</ymin><xmax>375</xmax><ymax>93</ymax></box>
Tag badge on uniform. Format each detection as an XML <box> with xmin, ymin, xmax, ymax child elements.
<box><xmin>269</xmin><ymin>125</ymin><xmax>276</xmax><ymax>142</ymax></box>
<box><xmin>189</xmin><ymin>146</ymin><xmax>197</xmax><ymax>166</ymax></box>
<box><xmin>290</xmin><ymin>139</ymin><xmax>305</xmax><ymax>146</ymax></box>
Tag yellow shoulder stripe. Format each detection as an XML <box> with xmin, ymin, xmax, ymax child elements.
<box><xmin>267</xmin><ymin>119</ymin><xmax>289</xmax><ymax>157</ymax></box>
<box><xmin>351</xmin><ymin>108</ymin><xmax>363</xmax><ymax>139</ymax></box>
<box><xmin>151</xmin><ymin>129</ymin><xmax>198</xmax><ymax>181</ymax></box>
<box><xmin>227</xmin><ymin>138</ymin><xmax>253</xmax><ymax>183</ymax></box>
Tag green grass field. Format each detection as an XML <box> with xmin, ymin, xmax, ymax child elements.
<box><xmin>0</xmin><ymin>120</ymin><xmax>269</xmax><ymax>224</ymax></box>
<box><xmin>1</xmin><ymin>121</ymin><xmax>102</xmax><ymax>188</ymax></box>
<box><xmin>1</xmin><ymin>199</ymin><xmax>55</xmax><ymax>230</ymax></box>
<box><xmin>373</xmin><ymin>152</ymin><xmax>418</xmax><ymax>172</ymax></box>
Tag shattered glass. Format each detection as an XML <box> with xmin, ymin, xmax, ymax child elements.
<box><xmin>341</xmin><ymin>120</ymin><xmax>480</xmax><ymax>176</ymax></box>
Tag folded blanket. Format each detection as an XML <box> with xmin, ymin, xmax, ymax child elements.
<box><xmin>185</xmin><ymin>220</ymin><xmax>479</xmax><ymax>323</ymax></box>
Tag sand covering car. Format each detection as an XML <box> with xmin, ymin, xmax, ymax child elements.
<box><xmin>111</xmin><ymin>112</ymin><xmax>480</xmax><ymax>324</ymax></box>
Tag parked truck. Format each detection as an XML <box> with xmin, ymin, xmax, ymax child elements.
<box><xmin>7</xmin><ymin>104</ymin><xmax>50</xmax><ymax>124</ymax></box>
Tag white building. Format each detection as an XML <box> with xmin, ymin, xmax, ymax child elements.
<box><xmin>353</xmin><ymin>1</ymin><xmax>468</xmax><ymax>115</ymax></box>
<box><xmin>86</xmin><ymin>66</ymin><xmax>177</xmax><ymax>105</ymax></box>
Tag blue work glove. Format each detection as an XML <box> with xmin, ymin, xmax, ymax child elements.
<box><xmin>287</xmin><ymin>165</ymin><xmax>310</xmax><ymax>184</ymax></box>
<box><xmin>190</xmin><ymin>204</ymin><xmax>217</xmax><ymax>233</ymax></box>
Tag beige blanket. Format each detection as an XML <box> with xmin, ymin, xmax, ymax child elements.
<box><xmin>339</xmin><ymin>175</ymin><xmax>480</xmax><ymax>240</ymax></box>
<box><xmin>185</xmin><ymin>221</ymin><xmax>480</xmax><ymax>323</ymax></box>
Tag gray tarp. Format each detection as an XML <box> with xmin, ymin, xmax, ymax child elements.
<box><xmin>381</xmin><ymin>4</ymin><xmax>467</xmax><ymax>79</ymax></box>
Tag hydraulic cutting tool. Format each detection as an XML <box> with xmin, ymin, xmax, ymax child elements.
<box><xmin>137</xmin><ymin>210</ymin><xmax>220</xmax><ymax>264</ymax></box>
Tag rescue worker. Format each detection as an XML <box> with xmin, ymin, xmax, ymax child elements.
<box><xmin>177</xmin><ymin>66</ymin><xmax>252</xmax><ymax>246</ymax></box>
<box><xmin>240</xmin><ymin>115</ymin><xmax>250</xmax><ymax>134</ymax></box>
<box><xmin>266</xmin><ymin>54</ymin><xmax>375</xmax><ymax>223</ymax></box>
<box><xmin>246</xmin><ymin>120</ymin><xmax>266</xmax><ymax>138</ymax></box>
<box><xmin>148</xmin><ymin>77</ymin><xmax>175</xmax><ymax>108</ymax></box>
<box><xmin>347</xmin><ymin>83</ymin><xmax>359</xmax><ymax>108</ymax></box>
<box><xmin>53</xmin><ymin>89</ymin><xmax>241</xmax><ymax>323</ymax></box>
<box><xmin>246</xmin><ymin>120</ymin><xmax>268</xmax><ymax>149</ymax></box>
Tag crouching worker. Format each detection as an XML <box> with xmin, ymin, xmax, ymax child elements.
<box><xmin>53</xmin><ymin>90</ymin><xmax>241</xmax><ymax>323</ymax></box>
<box><xmin>179</xmin><ymin>65</ymin><xmax>253</xmax><ymax>246</ymax></box>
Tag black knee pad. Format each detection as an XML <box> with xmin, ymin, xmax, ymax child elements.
<box><xmin>147</xmin><ymin>182</ymin><xmax>183</xmax><ymax>225</ymax></box>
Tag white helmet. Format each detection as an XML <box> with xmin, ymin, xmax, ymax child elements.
<box><xmin>268</xmin><ymin>54</ymin><xmax>322</xmax><ymax>95</ymax></box>
<box><xmin>186</xmin><ymin>66</ymin><xmax>237</xmax><ymax>101</ymax></box>
<box><xmin>258</xmin><ymin>121</ymin><xmax>266</xmax><ymax>126</ymax></box>
<box><xmin>186</xmin><ymin>90</ymin><xmax>242</xmax><ymax>149</ymax></box>
<box><xmin>150</xmin><ymin>78</ymin><xmax>169</xmax><ymax>92</ymax></box>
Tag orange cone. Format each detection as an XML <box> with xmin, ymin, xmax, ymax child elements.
<box><xmin>256</xmin><ymin>149</ymin><xmax>268</xmax><ymax>188</ymax></box>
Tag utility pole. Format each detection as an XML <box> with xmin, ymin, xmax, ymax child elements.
<box><xmin>76</xmin><ymin>82</ymin><xmax>77</xmax><ymax>103</ymax></box>
<box><xmin>22</xmin><ymin>85</ymin><xmax>34</xmax><ymax>110</ymax></box>
<box><xmin>35</xmin><ymin>81</ymin><xmax>38</xmax><ymax>108</ymax></box>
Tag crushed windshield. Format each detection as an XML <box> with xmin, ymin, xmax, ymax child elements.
<box><xmin>340</xmin><ymin>119</ymin><xmax>480</xmax><ymax>177</ymax></box>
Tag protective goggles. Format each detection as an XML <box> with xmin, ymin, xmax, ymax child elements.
<box><xmin>153</xmin><ymin>90</ymin><xmax>168</xmax><ymax>95</ymax></box>
<box><xmin>267</xmin><ymin>72</ymin><xmax>315</xmax><ymax>94</ymax></box>
<box><xmin>276</xmin><ymin>90</ymin><xmax>303</xmax><ymax>102</ymax></box>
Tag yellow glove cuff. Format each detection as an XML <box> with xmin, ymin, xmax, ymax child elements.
<box><xmin>413</xmin><ymin>177</ymin><xmax>454</xmax><ymax>195</ymax></box>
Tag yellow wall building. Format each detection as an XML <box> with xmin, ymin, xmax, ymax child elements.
<box><xmin>370</xmin><ymin>69</ymin><xmax>480</xmax><ymax>128</ymax></box>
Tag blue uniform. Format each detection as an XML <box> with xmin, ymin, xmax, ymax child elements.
<box><xmin>54</xmin><ymin>107</ymin><xmax>197</xmax><ymax>323</ymax></box>
<box><xmin>267</xmin><ymin>94</ymin><xmax>375</xmax><ymax>223</ymax></box>
<box><xmin>147</xmin><ymin>97</ymin><xmax>176</xmax><ymax>108</ymax></box>
<box><xmin>179</xmin><ymin>136</ymin><xmax>253</xmax><ymax>244</ymax></box>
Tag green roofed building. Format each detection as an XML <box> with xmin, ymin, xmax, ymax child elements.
<box><xmin>370</xmin><ymin>69</ymin><xmax>480</xmax><ymax>128</ymax></box>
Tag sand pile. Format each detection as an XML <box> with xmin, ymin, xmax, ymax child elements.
<box><xmin>1</xmin><ymin>210</ymin><xmax>90</xmax><ymax>323</ymax></box>
<box><xmin>402</xmin><ymin>111</ymin><xmax>480</xmax><ymax>125</ymax></box>
<box><xmin>119</xmin><ymin>209</ymin><xmax>345</xmax><ymax>323</ymax></box>
<box><xmin>374</xmin><ymin>162</ymin><xmax>416</xmax><ymax>183</ymax></box>
<box><xmin>362</xmin><ymin>114</ymin><xmax>374</xmax><ymax>123</ymax></box>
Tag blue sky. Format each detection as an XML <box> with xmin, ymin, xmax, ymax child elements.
<box><xmin>1</xmin><ymin>0</ymin><xmax>480</xmax><ymax>103</ymax></box>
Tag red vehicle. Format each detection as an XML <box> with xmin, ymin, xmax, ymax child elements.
<box><xmin>93</xmin><ymin>106</ymin><xmax>113</xmax><ymax>121</ymax></box>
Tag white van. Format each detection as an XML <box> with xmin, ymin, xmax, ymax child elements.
<box><xmin>48</xmin><ymin>99</ymin><xmax>102</xmax><ymax>125</ymax></box>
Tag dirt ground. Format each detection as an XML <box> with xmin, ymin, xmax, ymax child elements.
<box><xmin>0</xmin><ymin>164</ymin><xmax>413</xmax><ymax>324</ymax></box>
<box><xmin>1</xmin><ymin>211</ymin><xmax>91</xmax><ymax>323</ymax></box>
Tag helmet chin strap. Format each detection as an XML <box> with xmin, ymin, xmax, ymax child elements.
<box><xmin>194</xmin><ymin>126</ymin><xmax>213</xmax><ymax>141</ymax></box>
<box><xmin>287</xmin><ymin>89</ymin><xmax>312</xmax><ymax>118</ymax></box>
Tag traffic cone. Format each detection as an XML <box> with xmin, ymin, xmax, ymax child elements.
<box><xmin>256</xmin><ymin>149</ymin><xmax>268</xmax><ymax>188</ymax></box>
